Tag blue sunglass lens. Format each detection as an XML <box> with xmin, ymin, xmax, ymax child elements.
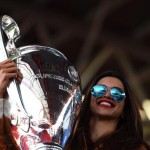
<box><xmin>91</xmin><ymin>85</ymin><xmax>126</xmax><ymax>102</ymax></box>
<box><xmin>110</xmin><ymin>88</ymin><xmax>125</xmax><ymax>102</ymax></box>
<box><xmin>91</xmin><ymin>85</ymin><xmax>107</xmax><ymax>98</ymax></box>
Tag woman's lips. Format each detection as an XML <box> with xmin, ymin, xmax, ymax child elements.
<box><xmin>99</xmin><ymin>101</ymin><xmax>112</xmax><ymax>108</ymax></box>
<box><xmin>96</xmin><ymin>99</ymin><xmax>115</xmax><ymax>108</ymax></box>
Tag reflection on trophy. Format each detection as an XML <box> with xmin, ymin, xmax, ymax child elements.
<box><xmin>0</xmin><ymin>15</ymin><xmax>82</xmax><ymax>150</ymax></box>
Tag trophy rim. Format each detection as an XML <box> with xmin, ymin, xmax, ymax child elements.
<box><xmin>18</xmin><ymin>45</ymin><xmax>68</xmax><ymax>60</ymax></box>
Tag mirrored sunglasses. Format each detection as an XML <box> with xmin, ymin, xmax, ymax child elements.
<box><xmin>91</xmin><ymin>84</ymin><xmax>126</xmax><ymax>103</ymax></box>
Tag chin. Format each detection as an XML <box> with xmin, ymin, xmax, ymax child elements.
<box><xmin>92</xmin><ymin>112</ymin><xmax>120</xmax><ymax>120</ymax></box>
<box><xmin>101</xmin><ymin>115</ymin><xmax>120</xmax><ymax>120</ymax></box>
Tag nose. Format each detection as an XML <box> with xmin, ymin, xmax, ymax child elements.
<box><xmin>103</xmin><ymin>89</ymin><xmax>111</xmax><ymax>98</ymax></box>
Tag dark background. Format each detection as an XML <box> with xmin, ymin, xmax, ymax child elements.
<box><xmin>0</xmin><ymin>0</ymin><xmax>150</xmax><ymax>143</ymax></box>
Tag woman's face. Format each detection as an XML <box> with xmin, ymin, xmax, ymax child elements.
<box><xmin>90</xmin><ymin>76</ymin><xmax>125</xmax><ymax>120</ymax></box>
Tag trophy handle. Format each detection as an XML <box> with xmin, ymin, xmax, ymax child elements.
<box><xmin>0</xmin><ymin>16</ymin><xmax>8</xmax><ymax>61</ymax></box>
<box><xmin>0</xmin><ymin>15</ymin><xmax>31</xmax><ymax>118</ymax></box>
<box><xmin>1</xmin><ymin>15</ymin><xmax>20</xmax><ymax>40</ymax></box>
<box><xmin>1</xmin><ymin>15</ymin><xmax>21</xmax><ymax>60</ymax></box>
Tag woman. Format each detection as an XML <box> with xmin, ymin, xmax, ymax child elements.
<box><xmin>64</xmin><ymin>71</ymin><xmax>150</xmax><ymax>150</ymax></box>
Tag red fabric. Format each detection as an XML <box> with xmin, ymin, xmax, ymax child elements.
<box><xmin>39</xmin><ymin>129</ymin><xmax>52</xmax><ymax>143</ymax></box>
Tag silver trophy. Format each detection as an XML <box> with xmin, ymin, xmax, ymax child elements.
<box><xmin>0</xmin><ymin>15</ymin><xmax>82</xmax><ymax>150</ymax></box>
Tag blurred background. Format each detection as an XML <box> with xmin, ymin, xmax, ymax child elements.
<box><xmin>0</xmin><ymin>0</ymin><xmax>150</xmax><ymax>144</ymax></box>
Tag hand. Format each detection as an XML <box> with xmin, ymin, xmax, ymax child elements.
<box><xmin>0</xmin><ymin>59</ymin><xmax>22</xmax><ymax>98</ymax></box>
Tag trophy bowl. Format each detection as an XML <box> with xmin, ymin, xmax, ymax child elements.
<box><xmin>10</xmin><ymin>45</ymin><xmax>82</xmax><ymax>150</ymax></box>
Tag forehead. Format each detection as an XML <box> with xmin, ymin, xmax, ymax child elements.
<box><xmin>97</xmin><ymin>77</ymin><xmax>124</xmax><ymax>90</ymax></box>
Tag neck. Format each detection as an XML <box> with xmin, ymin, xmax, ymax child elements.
<box><xmin>89</xmin><ymin>116</ymin><xmax>119</xmax><ymax>142</ymax></box>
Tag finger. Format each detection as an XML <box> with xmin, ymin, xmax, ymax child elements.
<box><xmin>5</xmin><ymin>67</ymin><xmax>18</xmax><ymax>73</ymax></box>
<box><xmin>0</xmin><ymin>59</ymin><xmax>13</xmax><ymax>64</ymax></box>
<box><xmin>0</xmin><ymin>59</ymin><xmax>16</xmax><ymax>69</ymax></box>
<box><xmin>0</xmin><ymin>59</ymin><xmax>14</xmax><ymax>65</ymax></box>
<box><xmin>0</xmin><ymin>67</ymin><xmax>18</xmax><ymax>75</ymax></box>
<box><xmin>0</xmin><ymin>62</ymin><xmax>17</xmax><ymax>69</ymax></box>
<box><xmin>0</xmin><ymin>72</ymin><xmax>18</xmax><ymax>81</ymax></box>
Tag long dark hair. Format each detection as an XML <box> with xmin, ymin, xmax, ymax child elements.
<box><xmin>64</xmin><ymin>71</ymin><xmax>145</xmax><ymax>150</ymax></box>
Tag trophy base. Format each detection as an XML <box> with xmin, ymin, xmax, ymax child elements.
<box><xmin>35</xmin><ymin>143</ymin><xmax>63</xmax><ymax>150</ymax></box>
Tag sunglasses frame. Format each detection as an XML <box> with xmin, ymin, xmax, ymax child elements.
<box><xmin>91</xmin><ymin>84</ymin><xmax>126</xmax><ymax>103</ymax></box>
